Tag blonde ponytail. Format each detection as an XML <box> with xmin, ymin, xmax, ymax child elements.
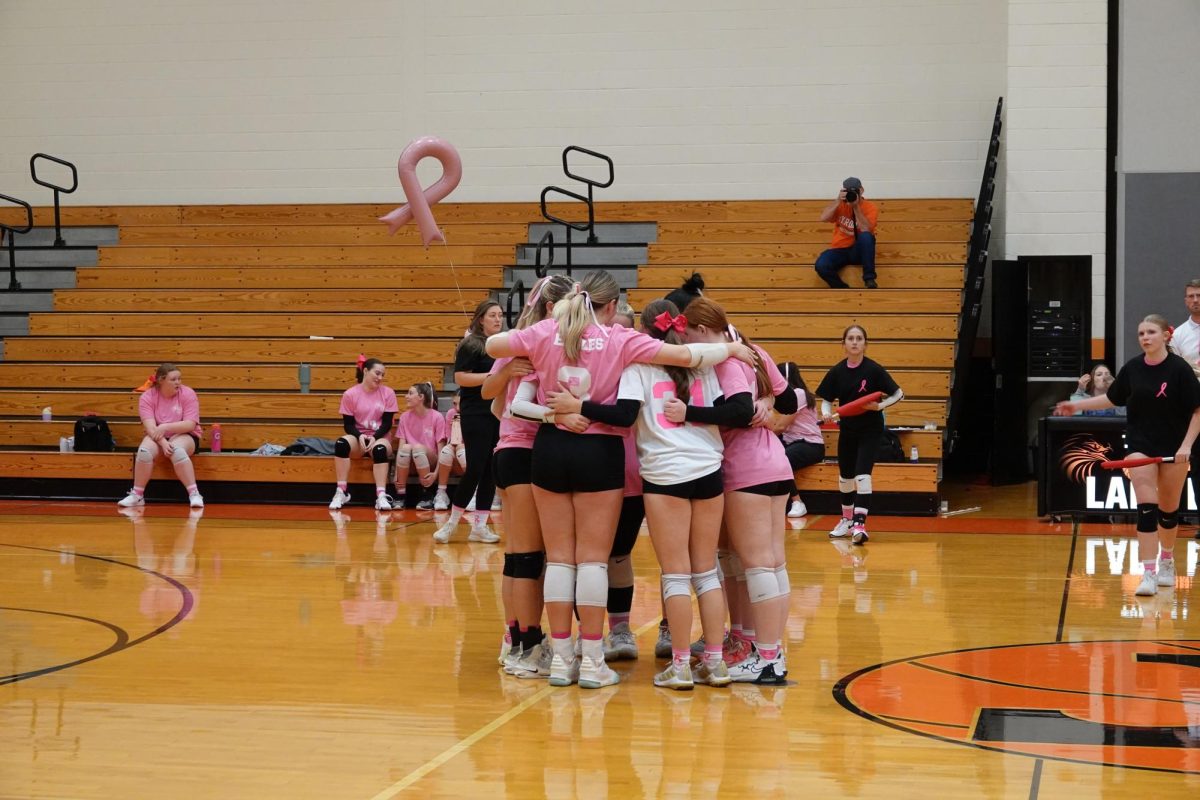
<box><xmin>550</xmin><ymin>271</ymin><xmax>620</xmax><ymax>362</ymax></box>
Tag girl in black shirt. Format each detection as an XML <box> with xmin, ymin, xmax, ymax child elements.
<box><xmin>815</xmin><ymin>325</ymin><xmax>903</xmax><ymax>545</ymax></box>
<box><xmin>1055</xmin><ymin>314</ymin><xmax>1200</xmax><ymax>597</ymax></box>
<box><xmin>433</xmin><ymin>300</ymin><xmax>504</xmax><ymax>545</ymax></box>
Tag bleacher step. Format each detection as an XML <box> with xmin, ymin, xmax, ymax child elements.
<box><xmin>528</xmin><ymin>222</ymin><xmax>657</xmax><ymax>244</ymax></box>
<box><xmin>11</xmin><ymin>226</ymin><xmax>119</xmax><ymax>247</ymax></box>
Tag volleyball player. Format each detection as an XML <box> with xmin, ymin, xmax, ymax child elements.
<box><xmin>117</xmin><ymin>363</ymin><xmax>206</xmax><ymax>509</ymax></box>
<box><xmin>485</xmin><ymin>270</ymin><xmax>755</xmax><ymax>689</ymax></box>
<box><xmin>392</xmin><ymin>382</ymin><xmax>445</xmax><ymax>509</ymax></box>
<box><xmin>329</xmin><ymin>357</ymin><xmax>398</xmax><ymax>511</ymax></box>
<box><xmin>816</xmin><ymin>325</ymin><xmax>903</xmax><ymax>545</ymax></box>
<box><xmin>775</xmin><ymin>362</ymin><xmax>825</xmax><ymax>518</ymax></box>
<box><xmin>679</xmin><ymin>297</ymin><xmax>797</xmax><ymax>685</ymax></box>
<box><xmin>481</xmin><ymin>274</ymin><xmax>573</xmax><ymax>677</ymax></box>
<box><xmin>1055</xmin><ymin>314</ymin><xmax>1200</xmax><ymax>595</ymax></box>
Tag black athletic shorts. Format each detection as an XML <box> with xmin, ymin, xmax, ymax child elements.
<box><xmin>493</xmin><ymin>446</ymin><xmax>532</xmax><ymax>489</ymax></box>
<box><xmin>642</xmin><ymin>468</ymin><xmax>725</xmax><ymax>500</ymax></box>
<box><xmin>531</xmin><ymin>425</ymin><xmax>625</xmax><ymax>494</ymax></box>
<box><xmin>734</xmin><ymin>479</ymin><xmax>793</xmax><ymax>497</ymax></box>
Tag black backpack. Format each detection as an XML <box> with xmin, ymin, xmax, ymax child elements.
<box><xmin>74</xmin><ymin>414</ymin><xmax>115</xmax><ymax>452</ymax></box>
<box><xmin>876</xmin><ymin>427</ymin><xmax>907</xmax><ymax>463</ymax></box>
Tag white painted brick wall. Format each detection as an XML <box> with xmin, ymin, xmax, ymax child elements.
<box><xmin>1004</xmin><ymin>0</ymin><xmax>1107</xmax><ymax>340</ymax></box>
<box><xmin>0</xmin><ymin>0</ymin><xmax>1007</xmax><ymax>205</ymax></box>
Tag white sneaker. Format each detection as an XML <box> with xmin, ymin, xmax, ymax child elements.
<box><xmin>375</xmin><ymin>493</ymin><xmax>393</xmax><ymax>511</ymax></box>
<box><xmin>728</xmin><ymin>650</ymin><xmax>788</xmax><ymax>685</ymax></box>
<box><xmin>654</xmin><ymin>662</ymin><xmax>694</xmax><ymax>691</ymax></box>
<box><xmin>433</xmin><ymin>489</ymin><xmax>451</xmax><ymax>511</ymax></box>
<box><xmin>466</xmin><ymin>495</ymin><xmax>477</xmax><ymax>512</ymax></box>
<box><xmin>654</xmin><ymin>625</ymin><xmax>672</xmax><ymax>659</ymax></box>
<box><xmin>491</xmin><ymin>496</ymin><xmax>502</xmax><ymax>511</ymax></box>
<box><xmin>696</xmin><ymin>659</ymin><xmax>732</xmax><ymax>687</ymax></box>
<box><xmin>512</xmin><ymin>641</ymin><xmax>553</xmax><ymax>679</ymax></box>
<box><xmin>498</xmin><ymin>634</ymin><xmax>513</xmax><ymax>667</ymax></box>
<box><xmin>1135</xmin><ymin>570</ymin><xmax>1158</xmax><ymax>597</ymax></box>
<box><xmin>328</xmin><ymin>489</ymin><xmax>351</xmax><ymax>510</ymax></box>
<box><xmin>851</xmin><ymin>523</ymin><xmax>869</xmax><ymax>545</ymax></box>
<box><xmin>829</xmin><ymin>518</ymin><xmax>853</xmax><ymax>539</ymax></box>
<box><xmin>787</xmin><ymin>499</ymin><xmax>807</xmax><ymax>518</ymax></box>
<box><xmin>579</xmin><ymin>654</ymin><xmax>620</xmax><ymax>689</ymax></box>
<box><xmin>468</xmin><ymin>524</ymin><xmax>500</xmax><ymax>543</ymax></box>
<box><xmin>549</xmin><ymin>653</ymin><xmax>581</xmax><ymax>687</ymax></box>
<box><xmin>188</xmin><ymin>493</ymin><xmax>205</xmax><ymax>509</ymax></box>
<box><xmin>603</xmin><ymin>622</ymin><xmax>639</xmax><ymax>661</ymax></box>
<box><xmin>1156</xmin><ymin>558</ymin><xmax>1176</xmax><ymax>588</ymax></box>
<box><xmin>117</xmin><ymin>490</ymin><xmax>144</xmax><ymax>508</ymax></box>
<box><xmin>432</xmin><ymin>519</ymin><xmax>457</xmax><ymax>544</ymax></box>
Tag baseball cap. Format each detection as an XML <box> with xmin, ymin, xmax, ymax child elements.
<box><xmin>843</xmin><ymin>177</ymin><xmax>863</xmax><ymax>191</ymax></box>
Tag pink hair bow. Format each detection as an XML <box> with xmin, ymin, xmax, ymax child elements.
<box><xmin>356</xmin><ymin>353</ymin><xmax>367</xmax><ymax>369</ymax></box>
<box><xmin>653</xmin><ymin>311</ymin><xmax>687</xmax><ymax>333</ymax></box>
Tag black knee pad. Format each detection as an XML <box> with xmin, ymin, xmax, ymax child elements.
<box><xmin>334</xmin><ymin>438</ymin><xmax>352</xmax><ymax>458</ymax></box>
<box><xmin>1137</xmin><ymin>503</ymin><xmax>1158</xmax><ymax>533</ymax></box>
<box><xmin>1159</xmin><ymin>508</ymin><xmax>1179</xmax><ymax>530</ymax></box>
<box><xmin>510</xmin><ymin>550</ymin><xmax>546</xmax><ymax>580</ymax></box>
<box><xmin>502</xmin><ymin>553</ymin><xmax>516</xmax><ymax>578</ymax></box>
<box><xmin>371</xmin><ymin>443</ymin><xmax>390</xmax><ymax>464</ymax></box>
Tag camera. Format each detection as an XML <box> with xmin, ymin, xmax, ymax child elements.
<box><xmin>844</xmin><ymin>188</ymin><xmax>858</xmax><ymax>203</ymax></box>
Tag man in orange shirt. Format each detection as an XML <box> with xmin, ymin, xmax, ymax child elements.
<box><xmin>815</xmin><ymin>177</ymin><xmax>880</xmax><ymax>289</ymax></box>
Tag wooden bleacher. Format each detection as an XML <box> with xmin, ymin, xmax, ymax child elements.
<box><xmin>0</xmin><ymin>199</ymin><xmax>967</xmax><ymax>509</ymax></box>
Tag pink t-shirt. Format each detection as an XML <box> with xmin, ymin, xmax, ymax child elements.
<box><xmin>490</xmin><ymin>356</ymin><xmax>539</xmax><ymax>451</ymax></box>
<box><xmin>782</xmin><ymin>389</ymin><xmax>824</xmax><ymax>445</ymax></box>
<box><xmin>138</xmin><ymin>385</ymin><xmax>202</xmax><ymax>438</ymax></box>
<box><xmin>339</xmin><ymin>384</ymin><xmax>399</xmax><ymax>438</ymax></box>
<box><xmin>395</xmin><ymin>408</ymin><xmax>447</xmax><ymax>452</ymax></box>
<box><xmin>716</xmin><ymin>348</ymin><xmax>793</xmax><ymax>492</ymax></box>
<box><xmin>506</xmin><ymin>318</ymin><xmax>664</xmax><ymax>436</ymax></box>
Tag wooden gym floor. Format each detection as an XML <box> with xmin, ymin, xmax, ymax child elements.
<box><xmin>0</xmin><ymin>481</ymin><xmax>1197</xmax><ymax>799</ymax></box>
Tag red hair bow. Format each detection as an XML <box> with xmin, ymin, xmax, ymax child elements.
<box><xmin>356</xmin><ymin>353</ymin><xmax>367</xmax><ymax>369</ymax></box>
<box><xmin>653</xmin><ymin>311</ymin><xmax>687</xmax><ymax>333</ymax></box>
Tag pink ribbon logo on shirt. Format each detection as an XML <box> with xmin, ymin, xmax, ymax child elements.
<box><xmin>1156</xmin><ymin>382</ymin><xmax>1168</xmax><ymax>398</ymax></box>
<box><xmin>858</xmin><ymin>380</ymin><xmax>867</xmax><ymax>394</ymax></box>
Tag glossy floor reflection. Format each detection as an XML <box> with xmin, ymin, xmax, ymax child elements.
<box><xmin>0</xmin><ymin>498</ymin><xmax>1197</xmax><ymax>799</ymax></box>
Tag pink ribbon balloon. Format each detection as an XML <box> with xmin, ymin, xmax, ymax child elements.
<box><xmin>379</xmin><ymin>136</ymin><xmax>463</xmax><ymax>246</ymax></box>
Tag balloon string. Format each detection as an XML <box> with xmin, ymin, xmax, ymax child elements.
<box><xmin>438</xmin><ymin>233</ymin><xmax>470</xmax><ymax>323</ymax></box>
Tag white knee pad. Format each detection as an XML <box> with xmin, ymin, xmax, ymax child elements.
<box><xmin>855</xmin><ymin>474</ymin><xmax>873</xmax><ymax>494</ymax></box>
<box><xmin>544</xmin><ymin>562</ymin><xmax>576</xmax><ymax>603</ymax></box>
<box><xmin>455</xmin><ymin>446</ymin><xmax>467</xmax><ymax>468</ymax></box>
<box><xmin>576</xmin><ymin>561</ymin><xmax>609</xmax><ymax>608</ymax></box>
<box><xmin>396</xmin><ymin>449</ymin><xmax>412</xmax><ymax>469</ymax></box>
<box><xmin>412</xmin><ymin>448</ymin><xmax>430</xmax><ymax>471</ymax></box>
<box><xmin>662</xmin><ymin>573</ymin><xmax>692</xmax><ymax>601</ymax></box>
<box><xmin>691</xmin><ymin>567</ymin><xmax>722</xmax><ymax>597</ymax></box>
<box><xmin>839</xmin><ymin>476</ymin><xmax>856</xmax><ymax>494</ymax></box>
<box><xmin>438</xmin><ymin>444</ymin><xmax>455</xmax><ymax>467</ymax></box>
<box><xmin>774</xmin><ymin>564</ymin><xmax>790</xmax><ymax>596</ymax></box>
<box><xmin>728</xmin><ymin>552</ymin><xmax>746</xmax><ymax>582</ymax></box>
<box><xmin>717</xmin><ymin>549</ymin><xmax>734</xmax><ymax>582</ymax></box>
<box><xmin>745</xmin><ymin>566</ymin><xmax>782</xmax><ymax>603</ymax></box>
<box><xmin>170</xmin><ymin>447</ymin><xmax>191</xmax><ymax>465</ymax></box>
<box><xmin>135</xmin><ymin>446</ymin><xmax>155</xmax><ymax>464</ymax></box>
<box><xmin>608</xmin><ymin>554</ymin><xmax>634</xmax><ymax>589</ymax></box>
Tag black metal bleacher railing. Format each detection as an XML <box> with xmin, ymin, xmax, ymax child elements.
<box><xmin>0</xmin><ymin>194</ymin><xmax>34</xmax><ymax>291</ymax></box>
<box><xmin>506</xmin><ymin>146</ymin><xmax>615</xmax><ymax>323</ymax></box>
<box><xmin>29</xmin><ymin>153</ymin><xmax>79</xmax><ymax>248</ymax></box>
<box><xmin>945</xmin><ymin>96</ymin><xmax>1003</xmax><ymax>459</ymax></box>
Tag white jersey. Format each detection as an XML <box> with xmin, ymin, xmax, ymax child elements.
<box><xmin>618</xmin><ymin>363</ymin><xmax>724</xmax><ymax>486</ymax></box>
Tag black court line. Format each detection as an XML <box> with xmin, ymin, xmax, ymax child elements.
<box><xmin>1030</xmin><ymin>517</ymin><xmax>1080</xmax><ymax>800</ymax></box>
<box><xmin>0</xmin><ymin>543</ymin><xmax>194</xmax><ymax>686</ymax></box>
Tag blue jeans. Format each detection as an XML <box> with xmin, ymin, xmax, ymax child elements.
<box><xmin>814</xmin><ymin>232</ymin><xmax>876</xmax><ymax>287</ymax></box>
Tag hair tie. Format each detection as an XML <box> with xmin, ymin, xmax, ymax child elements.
<box><xmin>727</xmin><ymin>323</ymin><xmax>743</xmax><ymax>343</ymax></box>
<box><xmin>356</xmin><ymin>353</ymin><xmax>367</xmax><ymax>369</ymax></box>
<box><xmin>525</xmin><ymin>276</ymin><xmax>547</xmax><ymax>308</ymax></box>
<box><xmin>653</xmin><ymin>311</ymin><xmax>687</xmax><ymax>333</ymax></box>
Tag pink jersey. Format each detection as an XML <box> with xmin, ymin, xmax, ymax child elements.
<box><xmin>339</xmin><ymin>384</ymin><xmax>399</xmax><ymax>438</ymax></box>
<box><xmin>138</xmin><ymin>385</ymin><xmax>202</xmax><ymax>438</ymax></box>
<box><xmin>782</xmin><ymin>389</ymin><xmax>824</xmax><ymax>445</ymax></box>
<box><xmin>506</xmin><ymin>318</ymin><xmax>663</xmax><ymax>436</ymax></box>
<box><xmin>715</xmin><ymin>350</ymin><xmax>793</xmax><ymax>492</ymax></box>
<box><xmin>394</xmin><ymin>408</ymin><xmax>447</xmax><ymax>452</ymax></box>
<box><xmin>491</xmin><ymin>356</ymin><xmax>538</xmax><ymax>451</ymax></box>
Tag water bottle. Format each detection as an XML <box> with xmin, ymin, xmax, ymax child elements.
<box><xmin>910</xmin><ymin>445</ymin><xmax>919</xmax><ymax>462</ymax></box>
<box><xmin>298</xmin><ymin>362</ymin><xmax>311</xmax><ymax>394</ymax></box>
<box><xmin>211</xmin><ymin>424</ymin><xmax>223</xmax><ymax>453</ymax></box>
<box><xmin>42</xmin><ymin>406</ymin><xmax>52</xmax><ymax>422</ymax></box>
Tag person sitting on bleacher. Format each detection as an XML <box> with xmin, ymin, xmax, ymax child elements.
<box><xmin>1069</xmin><ymin>362</ymin><xmax>1125</xmax><ymax>416</ymax></box>
<box><xmin>117</xmin><ymin>363</ymin><xmax>205</xmax><ymax>509</ymax></box>
<box><xmin>815</xmin><ymin>177</ymin><xmax>880</xmax><ymax>290</ymax></box>
<box><xmin>329</xmin><ymin>357</ymin><xmax>398</xmax><ymax>511</ymax></box>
